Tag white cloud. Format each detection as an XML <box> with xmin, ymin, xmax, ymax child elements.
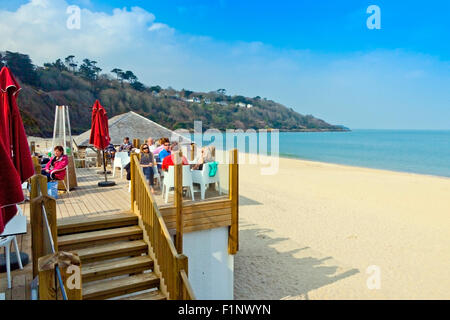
<box><xmin>0</xmin><ymin>0</ymin><xmax>448</xmax><ymax>129</ymax></box>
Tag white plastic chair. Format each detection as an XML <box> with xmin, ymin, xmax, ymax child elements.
<box><xmin>22</xmin><ymin>181</ymin><xmax>30</xmax><ymax>201</ymax></box>
<box><xmin>191</xmin><ymin>162</ymin><xmax>221</xmax><ymax>200</ymax></box>
<box><xmin>153</xmin><ymin>165</ymin><xmax>161</xmax><ymax>187</ymax></box>
<box><xmin>162</xmin><ymin>165</ymin><xmax>195</xmax><ymax>203</ymax></box>
<box><xmin>113</xmin><ymin>152</ymin><xmax>130</xmax><ymax>179</ymax></box>
<box><xmin>0</xmin><ymin>206</ymin><xmax>24</xmax><ymax>289</ymax></box>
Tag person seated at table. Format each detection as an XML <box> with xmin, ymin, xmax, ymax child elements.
<box><xmin>192</xmin><ymin>146</ymin><xmax>215</xmax><ymax>170</ymax></box>
<box><xmin>105</xmin><ymin>143</ymin><xmax>116</xmax><ymax>160</ymax></box>
<box><xmin>147</xmin><ymin>137</ymin><xmax>156</xmax><ymax>153</ymax></box>
<box><xmin>152</xmin><ymin>137</ymin><xmax>169</xmax><ymax>156</ymax></box>
<box><xmin>158</xmin><ymin>139</ymin><xmax>172</xmax><ymax>162</ymax></box>
<box><xmin>139</xmin><ymin>144</ymin><xmax>155</xmax><ymax>194</ymax></box>
<box><xmin>41</xmin><ymin>146</ymin><xmax>68</xmax><ymax>181</ymax></box>
<box><xmin>161</xmin><ymin>145</ymin><xmax>189</xmax><ymax>171</ymax></box>
<box><xmin>119</xmin><ymin>137</ymin><xmax>133</xmax><ymax>155</ymax></box>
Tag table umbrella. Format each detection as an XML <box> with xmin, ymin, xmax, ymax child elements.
<box><xmin>0</xmin><ymin>66</ymin><xmax>34</xmax><ymax>233</ymax></box>
<box><xmin>89</xmin><ymin>100</ymin><xmax>115</xmax><ymax>187</ymax></box>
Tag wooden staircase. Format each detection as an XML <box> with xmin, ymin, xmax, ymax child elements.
<box><xmin>57</xmin><ymin>212</ymin><xmax>167</xmax><ymax>300</ymax></box>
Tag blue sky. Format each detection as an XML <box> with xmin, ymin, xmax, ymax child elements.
<box><xmin>1</xmin><ymin>0</ymin><xmax>449</xmax><ymax>129</ymax></box>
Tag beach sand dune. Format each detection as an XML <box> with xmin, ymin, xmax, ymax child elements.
<box><xmin>234</xmin><ymin>155</ymin><xmax>450</xmax><ymax>299</ymax></box>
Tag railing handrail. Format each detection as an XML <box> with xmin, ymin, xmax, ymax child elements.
<box><xmin>35</xmin><ymin>176</ymin><xmax>68</xmax><ymax>300</ymax></box>
<box><xmin>130</xmin><ymin>154</ymin><xmax>194</xmax><ymax>299</ymax></box>
<box><xmin>180</xmin><ymin>269</ymin><xmax>196</xmax><ymax>300</ymax></box>
<box><xmin>132</xmin><ymin>154</ymin><xmax>179</xmax><ymax>257</ymax></box>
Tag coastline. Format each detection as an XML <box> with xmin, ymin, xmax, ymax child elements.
<box><xmin>276</xmin><ymin>152</ymin><xmax>450</xmax><ymax>180</ymax></box>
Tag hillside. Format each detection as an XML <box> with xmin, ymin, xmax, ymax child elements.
<box><xmin>1</xmin><ymin>51</ymin><xmax>348</xmax><ymax>137</ymax></box>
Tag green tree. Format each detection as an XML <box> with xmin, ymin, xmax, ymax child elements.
<box><xmin>131</xmin><ymin>81</ymin><xmax>145</xmax><ymax>91</ymax></box>
<box><xmin>123</xmin><ymin>70</ymin><xmax>137</xmax><ymax>83</ymax></box>
<box><xmin>4</xmin><ymin>51</ymin><xmax>38</xmax><ymax>85</ymax></box>
<box><xmin>65</xmin><ymin>55</ymin><xmax>77</xmax><ymax>72</ymax></box>
<box><xmin>111</xmin><ymin>68</ymin><xmax>123</xmax><ymax>80</ymax></box>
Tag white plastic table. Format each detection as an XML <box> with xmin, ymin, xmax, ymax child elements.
<box><xmin>0</xmin><ymin>215</ymin><xmax>27</xmax><ymax>237</ymax></box>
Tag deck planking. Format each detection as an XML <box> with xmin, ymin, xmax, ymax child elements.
<box><xmin>1</xmin><ymin>165</ymin><xmax>227</xmax><ymax>300</ymax></box>
<box><xmin>0</xmin><ymin>167</ymin><xmax>132</xmax><ymax>300</ymax></box>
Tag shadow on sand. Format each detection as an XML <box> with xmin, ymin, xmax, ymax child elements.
<box><xmin>234</xmin><ymin>222</ymin><xmax>359</xmax><ymax>300</ymax></box>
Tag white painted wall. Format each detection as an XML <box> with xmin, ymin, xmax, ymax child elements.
<box><xmin>183</xmin><ymin>227</ymin><xmax>234</xmax><ymax>300</ymax></box>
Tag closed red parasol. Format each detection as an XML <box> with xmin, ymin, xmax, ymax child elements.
<box><xmin>0</xmin><ymin>66</ymin><xmax>34</xmax><ymax>233</ymax></box>
<box><xmin>89</xmin><ymin>100</ymin><xmax>115</xmax><ymax>187</ymax></box>
<box><xmin>89</xmin><ymin>100</ymin><xmax>110</xmax><ymax>150</ymax></box>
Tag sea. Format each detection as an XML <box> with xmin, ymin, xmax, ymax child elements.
<box><xmin>186</xmin><ymin>130</ymin><xmax>450</xmax><ymax>178</ymax></box>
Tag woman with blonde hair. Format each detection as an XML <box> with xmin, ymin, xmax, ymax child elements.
<box><xmin>192</xmin><ymin>146</ymin><xmax>214</xmax><ymax>170</ymax></box>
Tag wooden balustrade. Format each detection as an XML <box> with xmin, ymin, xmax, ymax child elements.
<box><xmin>30</xmin><ymin>175</ymin><xmax>58</xmax><ymax>278</ymax></box>
<box><xmin>38</xmin><ymin>252</ymin><xmax>82</xmax><ymax>300</ymax></box>
<box><xmin>130</xmin><ymin>148</ymin><xmax>239</xmax><ymax>299</ymax></box>
<box><xmin>174</xmin><ymin>154</ymin><xmax>183</xmax><ymax>254</ymax></box>
<box><xmin>228</xmin><ymin>149</ymin><xmax>239</xmax><ymax>254</ymax></box>
<box><xmin>130</xmin><ymin>154</ymin><xmax>193</xmax><ymax>300</ymax></box>
<box><xmin>30</xmin><ymin>174</ymin><xmax>83</xmax><ymax>300</ymax></box>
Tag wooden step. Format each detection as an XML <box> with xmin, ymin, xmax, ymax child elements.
<box><xmin>58</xmin><ymin>213</ymin><xmax>138</xmax><ymax>235</ymax></box>
<box><xmin>83</xmin><ymin>273</ymin><xmax>159</xmax><ymax>300</ymax></box>
<box><xmin>82</xmin><ymin>256</ymin><xmax>153</xmax><ymax>283</ymax></box>
<box><xmin>73</xmin><ymin>240</ymin><xmax>148</xmax><ymax>264</ymax></box>
<box><xmin>118</xmin><ymin>290</ymin><xmax>166</xmax><ymax>300</ymax></box>
<box><xmin>58</xmin><ymin>226</ymin><xmax>143</xmax><ymax>250</ymax></box>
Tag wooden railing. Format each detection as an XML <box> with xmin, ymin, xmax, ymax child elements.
<box><xmin>30</xmin><ymin>174</ymin><xmax>82</xmax><ymax>300</ymax></box>
<box><xmin>130</xmin><ymin>154</ymin><xmax>195</xmax><ymax>300</ymax></box>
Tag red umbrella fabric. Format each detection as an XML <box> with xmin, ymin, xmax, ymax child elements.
<box><xmin>89</xmin><ymin>100</ymin><xmax>110</xmax><ymax>150</ymax></box>
<box><xmin>0</xmin><ymin>66</ymin><xmax>34</xmax><ymax>233</ymax></box>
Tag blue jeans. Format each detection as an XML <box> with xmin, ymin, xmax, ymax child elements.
<box><xmin>143</xmin><ymin>167</ymin><xmax>154</xmax><ymax>186</ymax></box>
<box><xmin>41</xmin><ymin>169</ymin><xmax>55</xmax><ymax>181</ymax></box>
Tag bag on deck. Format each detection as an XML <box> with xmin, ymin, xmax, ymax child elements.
<box><xmin>47</xmin><ymin>181</ymin><xmax>58</xmax><ymax>199</ymax></box>
<box><xmin>208</xmin><ymin>161</ymin><xmax>218</xmax><ymax>177</ymax></box>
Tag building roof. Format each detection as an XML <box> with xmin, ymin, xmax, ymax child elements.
<box><xmin>74</xmin><ymin>111</ymin><xmax>191</xmax><ymax>147</ymax></box>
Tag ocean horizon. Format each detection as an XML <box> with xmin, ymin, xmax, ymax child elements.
<box><xmin>187</xmin><ymin>129</ymin><xmax>450</xmax><ymax>178</ymax></box>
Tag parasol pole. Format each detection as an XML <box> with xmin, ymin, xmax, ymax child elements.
<box><xmin>102</xmin><ymin>149</ymin><xmax>108</xmax><ymax>182</ymax></box>
<box><xmin>98</xmin><ymin>148</ymin><xmax>115</xmax><ymax>187</ymax></box>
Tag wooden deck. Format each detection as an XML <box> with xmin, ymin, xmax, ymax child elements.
<box><xmin>1</xmin><ymin>166</ymin><xmax>228</xmax><ymax>299</ymax></box>
<box><xmin>1</xmin><ymin>168</ymin><xmax>132</xmax><ymax>299</ymax></box>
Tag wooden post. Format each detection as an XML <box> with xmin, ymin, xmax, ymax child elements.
<box><xmin>133</xmin><ymin>138</ymin><xmax>141</xmax><ymax>149</ymax></box>
<box><xmin>30</xmin><ymin>174</ymin><xmax>48</xmax><ymax>199</ymax></box>
<box><xmin>96</xmin><ymin>150</ymin><xmax>102</xmax><ymax>167</ymax></box>
<box><xmin>130</xmin><ymin>154</ymin><xmax>135</xmax><ymax>213</ymax></box>
<box><xmin>190</xmin><ymin>143</ymin><xmax>195</xmax><ymax>161</ymax></box>
<box><xmin>228</xmin><ymin>149</ymin><xmax>239</xmax><ymax>254</ymax></box>
<box><xmin>30</xmin><ymin>141</ymin><xmax>36</xmax><ymax>155</ymax></box>
<box><xmin>174</xmin><ymin>153</ymin><xmax>183</xmax><ymax>254</ymax></box>
<box><xmin>38</xmin><ymin>255</ymin><xmax>56</xmax><ymax>300</ymax></box>
<box><xmin>176</xmin><ymin>254</ymin><xmax>188</xmax><ymax>300</ymax></box>
<box><xmin>32</xmin><ymin>156</ymin><xmax>41</xmax><ymax>175</ymax></box>
<box><xmin>59</xmin><ymin>253</ymin><xmax>82</xmax><ymax>300</ymax></box>
<box><xmin>38</xmin><ymin>252</ymin><xmax>82</xmax><ymax>300</ymax></box>
<box><xmin>30</xmin><ymin>195</ymin><xmax>58</xmax><ymax>278</ymax></box>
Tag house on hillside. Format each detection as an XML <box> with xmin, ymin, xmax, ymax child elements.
<box><xmin>236</xmin><ymin>102</ymin><xmax>246</xmax><ymax>108</ymax></box>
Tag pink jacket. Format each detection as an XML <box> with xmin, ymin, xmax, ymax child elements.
<box><xmin>44</xmin><ymin>155</ymin><xmax>68</xmax><ymax>180</ymax></box>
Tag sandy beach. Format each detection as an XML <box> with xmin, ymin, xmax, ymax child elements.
<box><xmin>233</xmin><ymin>155</ymin><xmax>450</xmax><ymax>299</ymax></box>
